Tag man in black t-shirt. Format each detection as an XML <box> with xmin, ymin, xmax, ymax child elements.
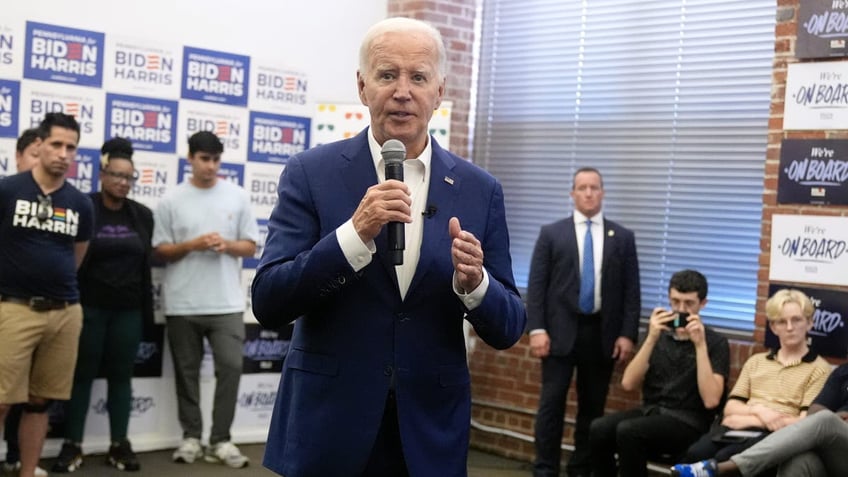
<box><xmin>588</xmin><ymin>269</ymin><xmax>731</xmax><ymax>477</ymax></box>
<box><xmin>0</xmin><ymin>113</ymin><xmax>93</xmax><ymax>477</ymax></box>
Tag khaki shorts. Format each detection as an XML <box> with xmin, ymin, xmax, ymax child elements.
<box><xmin>0</xmin><ymin>301</ymin><xmax>83</xmax><ymax>403</ymax></box>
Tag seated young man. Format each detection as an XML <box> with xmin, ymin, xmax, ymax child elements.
<box><xmin>671</xmin><ymin>288</ymin><xmax>833</xmax><ymax>477</ymax></box>
<box><xmin>671</xmin><ymin>362</ymin><xmax>847</xmax><ymax>477</ymax></box>
<box><xmin>588</xmin><ymin>270</ymin><xmax>730</xmax><ymax>477</ymax></box>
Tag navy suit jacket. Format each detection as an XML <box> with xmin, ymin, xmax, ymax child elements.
<box><xmin>526</xmin><ymin>216</ymin><xmax>640</xmax><ymax>357</ymax></box>
<box><xmin>251</xmin><ymin>130</ymin><xmax>526</xmax><ymax>477</ymax></box>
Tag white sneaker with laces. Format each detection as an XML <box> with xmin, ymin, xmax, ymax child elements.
<box><xmin>204</xmin><ymin>441</ymin><xmax>249</xmax><ymax>468</ymax></box>
<box><xmin>171</xmin><ymin>437</ymin><xmax>203</xmax><ymax>464</ymax></box>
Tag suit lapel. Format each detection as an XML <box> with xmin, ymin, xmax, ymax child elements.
<box><xmin>601</xmin><ymin>219</ymin><xmax>616</xmax><ymax>276</ymax></box>
<box><xmin>405</xmin><ymin>144</ymin><xmax>459</xmax><ymax>299</ymax></box>
<box><xmin>340</xmin><ymin>131</ymin><xmax>401</xmax><ymax>299</ymax></box>
<box><xmin>566</xmin><ymin>216</ymin><xmax>580</xmax><ymax>283</ymax></box>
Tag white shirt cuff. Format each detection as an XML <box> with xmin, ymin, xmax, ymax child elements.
<box><xmin>336</xmin><ymin>219</ymin><xmax>374</xmax><ymax>272</ymax></box>
<box><xmin>529</xmin><ymin>329</ymin><xmax>547</xmax><ymax>335</ymax></box>
<box><xmin>453</xmin><ymin>267</ymin><xmax>489</xmax><ymax>311</ymax></box>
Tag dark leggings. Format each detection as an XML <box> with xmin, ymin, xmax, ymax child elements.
<box><xmin>64</xmin><ymin>307</ymin><xmax>142</xmax><ymax>443</ymax></box>
<box><xmin>4</xmin><ymin>404</ymin><xmax>23</xmax><ymax>462</ymax></box>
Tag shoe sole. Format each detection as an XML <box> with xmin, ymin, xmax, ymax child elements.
<box><xmin>107</xmin><ymin>457</ymin><xmax>140</xmax><ymax>472</ymax></box>
<box><xmin>52</xmin><ymin>456</ymin><xmax>83</xmax><ymax>473</ymax></box>
<box><xmin>203</xmin><ymin>455</ymin><xmax>249</xmax><ymax>468</ymax></box>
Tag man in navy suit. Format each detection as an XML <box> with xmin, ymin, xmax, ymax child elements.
<box><xmin>251</xmin><ymin>17</ymin><xmax>526</xmax><ymax>477</ymax></box>
<box><xmin>528</xmin><ymin>167</ymin><xmax>641</xmax><ymax>477</ymax></box>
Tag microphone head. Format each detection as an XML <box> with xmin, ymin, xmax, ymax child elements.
<box><xmin>381</xmin><ymin>139</ymin><xmax>406</xmax><ymax>165</ymax></box>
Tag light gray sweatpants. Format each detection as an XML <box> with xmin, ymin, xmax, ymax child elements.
<box><xmin>730</xmin><ymin>410</ymin><xmax>848</xmax><ymax>477</ymax></box>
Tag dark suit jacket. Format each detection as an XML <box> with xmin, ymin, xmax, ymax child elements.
<box><xmin>251</xmin><ymin>129</ymin><xmax>526</xmax><ymax>477</ymax></box>
<box><xmin>526</xmin><ymin>216</ymin><xmax>640</xmax><ymax>357</ymax></box>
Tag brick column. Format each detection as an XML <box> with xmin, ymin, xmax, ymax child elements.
<box><xmin>387</xmin><ymin>0</ymin><xmax>477</xmax><ymax>158</ymax></box>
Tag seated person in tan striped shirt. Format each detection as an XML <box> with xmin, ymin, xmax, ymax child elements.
<box><xmin>674</xmin><ymin>288</ymin><xmax>832</xmax><ymax>473</ymax></box>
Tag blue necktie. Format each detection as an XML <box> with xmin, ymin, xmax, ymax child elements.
<box><xmin>579</xmin><ymin>219</ymin><xmax>595</xmax><ymax>314</ymax></box>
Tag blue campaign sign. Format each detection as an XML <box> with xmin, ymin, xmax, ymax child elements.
<box><xmin>778</xmin><ymin>139</ymin><xmax>848</xmax><ymax>205</ymax></box>
<box><xmin>177</xmin><ymin>158</ymin><xmax>244</xmax><ymax>186</ymax></box>
<box><xmin>24</xmin><ymin>21</ymin><xmax>104</xmax><ymax>88</ymax></box>
<box><xmin>66</xmin><ymin>147</ymin><xmax>101</xmax><ymax>194</ymax></box>
<box><xmin>0</xmin><ymin>79</ymin><xmax>20</xmax><ymax>138</ymax></box>
<box><xmin>247</xmin><ymin>111</ymin><xmax>310</xmax><ymax>164</ymax></box>
<box><xmin>181</xmin><ymin>46</ymin><xmax>250</xmax><ymax>106</ymax></box>
<box><xmin>243</xmin><ymin>219</ymin><xmax>268</xmax><ymax>269</ymax></box>
<box><xmin>105</xmin><ymin>93</ymin><xmax>178</xmax><ymax>153</ymax></box>
<box><xmin>766</xmin><ymin>283</ymin><xmax>848</xmax><ymax>359</ymax></box>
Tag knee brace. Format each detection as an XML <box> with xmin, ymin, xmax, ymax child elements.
<box><xmin>22</xmin><ymin>401</ymin><xmax>50</xmax><ymax>414</ymax></box>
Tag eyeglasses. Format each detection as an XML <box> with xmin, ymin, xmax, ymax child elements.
<box><xmin>771</xmin><ymin>316</ymin><xmax>807</xmax><ymax>328</ymax></box>
<box><xmin>429</xmin><ymin>128</ymin><xmax>447</xmax><ymax>136</ymax></box>
<box><xmin>103</xmin><ymin>170</ymin><xmax>138</xmax><ymax>184</ymax></box>
<box><xmin>345</xmin><ymin>111</ymin><xmax>364</xmax><ymax>120</ymax></box>
<box><xmin>36</xmin><ymin>194</ymin><xmax>52</xmax><ymax>222</ymax></box>
<box><xmin>317</xmin><ymin>123</ymin><xmax>335</xmax><ymax>131</ymax></box>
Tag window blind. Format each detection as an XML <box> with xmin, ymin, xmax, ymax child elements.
<box><xmin>474</xmin><ymin>0</ymin><xmax>774</xmax><ymax>331</ymax></box>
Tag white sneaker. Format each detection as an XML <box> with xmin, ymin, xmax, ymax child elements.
<box><xmin>2</xmin><ymin>461</ymin><xmax>48</xmax><ymax>476</ymax></box>
<box><xmin>0</xmin><ymin>462</ymin><xmax>47</xmax><ymax>477</ymax></box>
<box><xmin>204</xmin><ymin>441</ymin><xmax>249</xmax><ymax>468</ymax></box>
<box><xmin>171</xmin><ymin>437</ymin><xmax>203</xmax><ymax>464</ymax></box>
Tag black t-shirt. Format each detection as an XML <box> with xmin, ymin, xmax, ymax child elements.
<box><xmin>643</xmin><ymin>327</ymin><xmax>731</xmax><ymax>431</ymax></box>
<box><xmin>0</xmin><ymin>171</ymin><xmax>94</xmax><ymax>301</ymax></box>
<box><xmin>78</xmin><ymin>199</ymin><xmax>145</xmax><ymax>309</ymax></box>
<box><xmin>812</xmin><ymin>362</ymin><xmax>848</xmax><ymax>413</ymax></box>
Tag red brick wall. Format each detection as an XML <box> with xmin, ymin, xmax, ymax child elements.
<box><xmin>389</xmin><ymin>0</ymin><xmax>845</xmax><ymax>465</ymax></box>
<box><xmin>388</xmin><ymin>0</ymin><xmax>477</xmax><ymax>158</ymax></box>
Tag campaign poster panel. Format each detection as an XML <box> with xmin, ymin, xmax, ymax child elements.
<box><xmin>247</xmin><ymin>111</ymin><xmax>310</xmax><ymax>164</ymax></box>
<box><xmin>244</xmin><ymin>162</ymin><xmax>283</xmax><ymax>221</ymax></box>
<box><xmin>20</xmin><ymin>82</ymin><xmax>105</xmax><ymax>149</ymax></box>
<box><xmin>176</xmin><ymin>99</ymin><xmax>249</xmax><ymax>163</ymax></box>
<box><xmin>0</xmin><ymin>138</ymin><xmax>15</xmax><ymax>178</ymax></box>
<box><xmin>177</xmin><ymin>158</ymin><xmax>244</xmax><ymax>186</ymax></box>
<box><xmin>181</xmin><ymin>46</ymin><xmax>250</xmax><ymax>106</ymax></box>
<box><xmin>24</xmin><ymin>21</ymin><xmax>104</xmax><ymax>88</ymax></box>
<box><xmin>784</xmin><ymin>62</ymin><xmax>848</xmax><ymax>130</ymax></box>
<box><xmin>242</xmin><ymin>218</ymin><xmax>269</xmax><ymax>270</ymax></box>
<box><xmin>128</xmin><ymin>152</ymin><xmax>178</xmax><ymax>211</ymax></box>
<box><xmin>797</xmin><ymin>0</ymin><xmax>848</xmax><ymax>59</ymax></box>
<box><xmin>0</xmin><ymin>79</ymin><xmax>20</xmax><ymax>139</ymax></box>
<box><xmin>0</xmin><ymin>22</ymin><xmax>24</xmax><ymax>78</ymax></box>
<box><xmin>104</xmin><ymin>93</ymin><xmax>179</xmax><ymax>153</ymax></box>
<box><xmin>778</xmin><ymin>139</ymin><xmax>848</xmax><ymax>205</ymax></box>
<box><xmin>249</xmin><ymin>62</ymin><xmax>309</xmax><ymax>115</ymax></box>
<box><xmin>66</xmin><ymin>147</ymin><xmax>100</xmax><ymax>194</ymax></box>
<box><xmin>103</xmin><ymin>36</ymin><xmax>181</xmax><ymax>98</ymax></box>
<box><xmin>769</xmin><ymin>214</ymin><xmax>848</xmax><ymax>286</ymax></box>
<box><xmin>765</xmin><ymin>283</ymin><xmax>848</xmax><ymax>359</ymax></box>
<box><xmin>242</xmin><ymin>323</ymin><xmax>289</xmax><ymax>374</ymax></box>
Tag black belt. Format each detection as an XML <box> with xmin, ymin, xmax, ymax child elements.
<box><xmin>0</xmin><ymin>295</ymin><xmax>73</xmax><ymax>311</ymax></box>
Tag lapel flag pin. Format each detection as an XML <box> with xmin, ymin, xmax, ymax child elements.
<box><xmin>444</xmin><ymin>176</ymin><xmax>454</xmax><ymax>185</ymax></box>
<box><xmin>608</xmin><ymin>230</ymin><xmax>615</xmax><ymax>237</ymax></box>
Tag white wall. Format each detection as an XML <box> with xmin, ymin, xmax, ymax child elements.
<box><xmin>6</xmin><ymin>0</ymin><xmax>388</xmax><ymax>103</ymax></box>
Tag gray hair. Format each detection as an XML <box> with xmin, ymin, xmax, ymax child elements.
<box><xmin>358</xmin><ymin>17</ymin><xmax>447</xmax><ymax>79</ymax></box>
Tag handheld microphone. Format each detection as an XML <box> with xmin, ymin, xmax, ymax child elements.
<box><xmin>381</xmin><ymin>139</ymin><xmax>406</xmax><ymax>265</ymax></box>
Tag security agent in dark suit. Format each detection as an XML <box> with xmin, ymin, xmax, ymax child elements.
<box><xmin>528</xmin><ymin>167</ymin><xmax>641</xmax><ymax>477</ymax></box>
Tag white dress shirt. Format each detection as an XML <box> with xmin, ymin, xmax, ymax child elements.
<box><xmin>335</xmin><ymin>129</ymin><xmax>488</xmax><ymax>308</ymax></box>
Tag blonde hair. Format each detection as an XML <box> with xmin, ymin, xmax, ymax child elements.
<box><xmin>765</xmin><ymin>289</ymin><xmax>814</xmax><ymax>322</ymax></box>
